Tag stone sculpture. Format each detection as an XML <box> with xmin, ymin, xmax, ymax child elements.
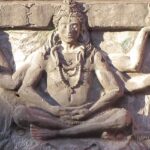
<box><xmin>0</xmin><ymin>0</ymin><xmax>150</xmax><ymax>149</ymax></box>
<box><xmin>106</xmin><ymin>26</ymin><xmax>150</xmax><ymax>93</ymax></box>
<box><xmin>12</xmin><ymin>0</ymin><xmax>131</xmax><ymax>140</ymax></box>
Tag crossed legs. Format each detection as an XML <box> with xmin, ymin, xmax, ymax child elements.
<box><xmin>13</xmin><ymin>106</ymin><xmax>131</xmax><ymax>140</ymax></box>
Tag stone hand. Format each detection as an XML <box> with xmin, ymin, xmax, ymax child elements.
<box><xmin>59</xmin><ymin>114</ymin><xmax>79</xmax><ymax>126</ymax></box>
<box><xmin>50</xmin><ymin>106</ymin><xmax>70</xmax><ymax>117</ymax></box>
<box><xmin>59</xmin><ymin>103</ymin><xmax>92</xmax><ymax>121</ymax></box>
<box><xmin>61</xmin><ymin>103</ymin><xmax>93</xmax><ymax>121</ymax></box>
<box><xmin>70</xmin><ymin>108</ymin><xmax>90</xmax><ymax>121</ymax></box>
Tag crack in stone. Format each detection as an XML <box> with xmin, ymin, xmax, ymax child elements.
<box><xmin>24</xmin><ymin>3</ymin><xmax>35</xmax><ymax>26</ymax></box>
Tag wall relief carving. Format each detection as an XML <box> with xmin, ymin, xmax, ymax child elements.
<box><xmin>0</xmin><ymin>0</ymin><xmax>149</xmax><ymax>149</ymax></box>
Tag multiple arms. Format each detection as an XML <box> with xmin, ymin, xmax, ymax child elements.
<box><xmin>111</xmin><ymin>27</ymin><xmax>149</xmax><ymax>72</ymax></box>
<box><xmin>81</xmin><ymin>27</ymin><xmax>150</xmax><ymax>118</ymax></box>
<box><xmin>0</xmin><ymin>27</ymin><xmax>149</xmax><ymax>120</ymax></box>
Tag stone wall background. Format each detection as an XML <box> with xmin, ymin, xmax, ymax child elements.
<box><xmin>0</xmin><ymin>1</ymin><xmax>148</xmax><ymax>29</ymax></box>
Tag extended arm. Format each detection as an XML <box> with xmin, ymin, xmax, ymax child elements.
<box><xmin>89</xmin><ymin>51</ymin><xmax>123</xmax><ymax>114</ymax></box>
<box><xmin>0</xmin><ymin>50</ymin><xmax>29</xmax><ymax>90</ymax></box>
<box><xmin>129</xmin><ymin>27</ymin><xmax>149</xmax><ymax>71</ymax></box>
<box><xmin>0</xmin><ymin>64</ymin><xmax>29</xmax><ymax>90</ymax></box>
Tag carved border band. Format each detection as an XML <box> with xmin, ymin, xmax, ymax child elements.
<box><xmin>0</xmin><ymin>1</ymin><xmax>149</xmax><ymax>29</ymax></box>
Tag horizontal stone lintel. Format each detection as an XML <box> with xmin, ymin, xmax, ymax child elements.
<box><xmin>0</xmin><ymin>1</ymin><xmax>149</xmax><ymax>29</ymax></box>
<box><xmin>0</xmin><ymin>0</ymin><xmax>150</xmax><ymax>3</ymax></box>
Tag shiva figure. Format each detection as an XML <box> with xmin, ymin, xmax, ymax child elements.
<box><xmin>12</xmin><ymin>0</ymin><xmax>131</xmax><ymax>140</ymax></box>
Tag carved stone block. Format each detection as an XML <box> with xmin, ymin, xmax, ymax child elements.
<box><xmin>29</xmin><ymin>4</ymin><xmax>55</xmax><ymax>27</ymax></box>
<box><xmin>0</xmin><ymin>3</ymin><xmax>28</xmax><ymax>27</ymax></box>
<box><xmin>87</xmin><ymin>3</ymin><xmax>147</xmax><ymax>29</ymax></box>
<box><xmin>0</xmin><ymin>1</ymin><xmax>148</xmax><ymax>29</ymax></box>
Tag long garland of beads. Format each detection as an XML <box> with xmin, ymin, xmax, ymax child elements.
<box><xmin>51</xmin><ymin>47</ymin><xmax>84</xmax><ymax>91</ymax></box>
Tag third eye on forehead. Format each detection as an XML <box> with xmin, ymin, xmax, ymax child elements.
<box><xmin>59</xmin><ymin>16</ymin><xmax>79</xmax><ymax>25</ymax></box>
<box><xmin>61</xmin><ymin>23</ymin><xmax>78</xmax><ymax>30</ymax></box>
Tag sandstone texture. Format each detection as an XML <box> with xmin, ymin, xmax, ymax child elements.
<box><xmin>0</xmin><ymin>1</ymin><xmax>148</xmax><ymax>29</ymax></box>
<box><xmin>0</xmin><ymin>1</ymin><xmax>149</xmax><ymax>150</ymax></box>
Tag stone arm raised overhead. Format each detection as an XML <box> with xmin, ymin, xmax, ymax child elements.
<box><xmin>127</xmin><ymin>27</ymin><xmax>149</xmax><ymax>72</ymax></box>
<box><xmin>111</xmin><ymin>27</ymin><xmax>149</xmax><ymax>72</ymax></box>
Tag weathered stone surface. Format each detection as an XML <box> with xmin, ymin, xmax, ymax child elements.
<box><xmin>0</xmin><ymin>2</ymin><xmax>56</xmax><ymax>28</ymax></box>
<box><xmin>2</xmin><ymin>30</ymin><xmax>150</xmax><ymax>130</ymax></box>
<box><xmin>87</xmin><ymin>3</ymin><xmax>148</xmax><ymax>29</ymax></box>
<box><xmin>0</xmin><ymin>0</ymin><xmax>149</xmax><ymax>2</ymax></box>
<box><xmin>0</xmin><ymin>0</ymin><xmax>150</xmax><ymax>149</ymax></box>
<box><xmin>29</xmin><ymin>4</ymin><xmax>55</xmax><ymax>27</ymax></box>
<box><xmin>11</xmin><ymin>130</ymin><xmax>147</xmax><ymax>150</ymax></box>
<box><xmin>0</xmin><ymin>28</ymin><xmax>150</xmax><ymax>150</ymax></box>
<box><xmin>0</xmin><ymin>3</ymin><xmax>28</xmax><ymax>27</ymax></box>
<box><xmin>0</xmin><ymin>30</ymin><xmax>51</xmax><ymax>69</ymax></box>
<box><xmin>0</xmin><ymin>2</ymin><xmax>148</xmax><ymax>29</ymax></box>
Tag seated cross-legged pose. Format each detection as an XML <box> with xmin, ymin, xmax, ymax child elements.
<box><xmin>12</xmin><ymin>0</ymin><xmax>131</xmax><ymax>140</ymax></box>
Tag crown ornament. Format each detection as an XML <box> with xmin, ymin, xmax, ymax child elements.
<box><xmin>62</xmin><ymin>0</ymin><xmax>81</xmax><ymax>16</ymax></box>
<box><xmin>52</xmin><ymin>0</ymin><xmax>90</xmax><ymax>45</ymax></box>
<box><xmin>53</xmin><ymin>0</ymin><xmax>85</xmax><ymax>28</ymax></box>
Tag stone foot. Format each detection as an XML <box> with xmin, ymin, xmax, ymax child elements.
<box><xmin>30</xmin><ymin>124</ymin><xmax>59</xmax><ymax>141</ymax></box>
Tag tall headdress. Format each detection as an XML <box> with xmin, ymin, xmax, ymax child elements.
<box><xmin>52</xmin><ymin>0</ymin><xmax>90</xmax><ymax>45</ymax></box>
<box><xmin>53</xmin><ymin>0</ymin><xmax>87</xmax><ymax>28</ymax></box>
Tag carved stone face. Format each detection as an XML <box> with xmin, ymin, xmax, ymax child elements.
<box><xmin>58</xmin><ymin>16</ymin><xmax>80</xmax><ymax>44</ymax></box>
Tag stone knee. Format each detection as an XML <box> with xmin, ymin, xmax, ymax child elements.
<box><xmin>13</xmin><ymin>105</ymin><xmax>30</xmax><ymax>128</ymax></box>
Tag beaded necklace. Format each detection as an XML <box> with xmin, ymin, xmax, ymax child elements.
<box><xmin>51</xmin><ymin>46</ymin><xmax>84</xmax><ymax>91</ymax></box>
